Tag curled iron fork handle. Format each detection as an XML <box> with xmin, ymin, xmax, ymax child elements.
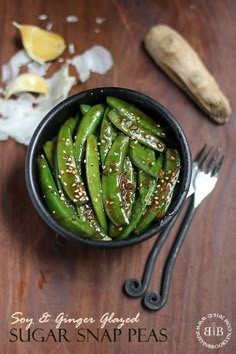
<box><xmin>143</xmin><ymin>196</ymin><xmax>196</xmax><ymax>311</ymax></box>
<box><xmin>124</xmin><ymin>195</ymin><xmax>195</xmax><ymax>309</ymax></box>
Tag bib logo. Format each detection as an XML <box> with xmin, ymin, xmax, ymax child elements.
<box><xmin>196</xmin><ymin>314</ymin><xmax>232</xmax><ymax>349</ymax></box>
<box><xmin>204</xmin><ymin>322</ymin><xmax>224</xmax><ymax>337</ymax></box>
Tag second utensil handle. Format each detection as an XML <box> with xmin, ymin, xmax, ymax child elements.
<box><xmin>143</xmin><ymin>196</ymin><xmax>196</xmax><ymax>311</ymax></box>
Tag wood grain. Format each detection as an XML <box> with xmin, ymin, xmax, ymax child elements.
<box><xmin>0</xmin><ymin>0</ymin><xmax>235</xmax><ymax>353</ymax></box>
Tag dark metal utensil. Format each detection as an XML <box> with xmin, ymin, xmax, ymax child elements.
<box><xmin>124</xmin><ymin>145</ymin><xmax>224</xmax><ymax>311</ymax></box>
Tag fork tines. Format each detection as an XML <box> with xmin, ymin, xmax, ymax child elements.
<box><xmin>197</xmin><ymin>145</ymin><xmax>224</xmax><ymax>176</ymax></box>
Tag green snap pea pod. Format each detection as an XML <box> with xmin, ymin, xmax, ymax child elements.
<box><xmin>102</xmin><ymin>134</ymin><xmax>130</xmax><ymax>226</ymax></box>
<box><xmin>135</xmin><ymin>149</ymin><xmax>181</xmax><ymax>234</ymax></box>
<box><xmin>107</xmin><ymin>109</ymin><xmax>165</xmax><ymax>152</ymax></box>
<box><xmin>75</xmin><ymin>104</ymin><xmax>105</xmax><ymax>173</ymax></box>
<box><xmin>38</xmin><ymin>154</ymin><xmax>110</xmax><ymax>240</ymax></box>
<box><xmin>106</xmin><ymin>96</ymin><xmax>166</xmax><ymax>138</ymax></box>
<box><xmin>129</xmin><ymin>141</ymin><xmax>164</xmax><ymax>178</ymax></box>
<box><xmin>43</xmin><ymin>117</ymin><xmax>77</xmax><ymax>171</ymax></box>
<box><xmin>76</xmin><ymin>203</ymin><xmax>110</xmax><ymax>240</ymax></box>
<box><xmin>80</xmin><ymin>104</ymin><xmax>92</xmax><ymax>115</ymax></box>
<box><xmin>138</xmin><ymin>170</ymin><xmax>157</xmax><ymax>204</ymax></box>
<box><xmin>64</xmin><ymin>116</ymin><xmax>78</xmax><ymax>134</ymax></box>
<box><xmin>108</xmin><ymin>156</ymin><xmax>137</xmax><ymax>238</ymax></box>
<box><xmin>121</xmin><ymin>156</ymin><xmax>137</xmax><ymax>218</ymax></box>
<box><xmin>53</xmin><ymin>146</ymin><xmax>76</xmax><ymax>211</ymax></box>
<box><xmin>43</xmin><ymin>138</ymin><xmax>56</xmax><ymax>170</ymax></box>
<box><xmin>99</xmin><ymin>107</ymin><xmax>117</xmax><ymax>164</ymax></box>
<box><xmin>86</xmin><ymin>135</ymin><xmax>108</xmax><ymax>232</ymax></box>
<box><xmin>109</xmin><ymin>222</ymin><xmax>124</xmax><ymax>238</ymax></box>
<box><xmin>57</xmin><ymin>124</ymin><xmax>89</xmax><ymax>205</ymax></box>
<box><xmin>116</xmin><ymin>170</ymin><xmax>157</xmax><ymax>240</ymax></box>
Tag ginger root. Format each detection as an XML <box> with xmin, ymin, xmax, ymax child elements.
<box><xmin>144</xmin><ymin>24</ymin><xmax>231</xmax><ymax>124</ymax></box>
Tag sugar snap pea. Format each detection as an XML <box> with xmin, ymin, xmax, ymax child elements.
<box><xmin>121</xmin><ymin>156</ymin><xmax>137</xmax><ymax>218</ymax></box>
<box><xmin>76</xmin><ymin>203</ymin><xmax>110</xmax><ymax>240</ymax></box>
<box><xmin>108</xmin><ymin>156</ymin><xmax>136</xmax><ymax>238</ymax></box>
<box><xmin>57</xmin><ymin>123</ymin><xmax>88</xmax><ymax>205</ymax></box>
<box><xmin>102</xmin><ymin>134</ymin><xmax>130</xmax><ymax>226</ymax></box>
<box><xmin>80</xmin><ymin>104</ymin><xmax>91</xmax><ymax>115</ymax></box>
<box><xmin>106</xmin><ymin>96</ymin><xmax>166</xmax><ymax>138</ymax></box>
<box><xmin>43</xmin><ymin>139</ymin><xmax>56</xmax><ymax>170</ymax></box>
<box><xmin>86</xmin><ymin>134</ymin><xmax>108</xmax><ymax>232</ymax></box>
<box><xmin>116</xmin><ymin>170</ymin><xmax>157</xmax><ymax>240</ymax></box>
<box><xmin>64</xmin><ymin>116</ymin><xmax>78</xmax><ymax>134</ymax></box>
<box><xmin>75</xmin><ymin>104</ymin><xmax>105</xmax><ymax>173</ymax></box>
<box><xmin>108</xmin><ymin>109</ymin><xmax>165</xmax><ymax>152</ymax></box>
<box><xmin>38</xmin><ymin>154</ymin><xmax>110</xmax><ymax>239</ymax></box>
<box><xmin>135</xmin><ymin>149</ymin><xmax>181</xmax><ymax>234</ymax></box>
<box><xmin>129</xmin><ymin>141</ymin><xmax>164</xmax><ymax>177</ymax></box>
<box><xmin>99</xmin><ymin>107</ymin><xmax>117</xmax><ymax>164</ymax></box>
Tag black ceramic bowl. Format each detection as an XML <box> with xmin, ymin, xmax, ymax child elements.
<box><xmin>25</xmin><ymin>87</ymin><xmax>192</xmax><ymax>248</ymax></box>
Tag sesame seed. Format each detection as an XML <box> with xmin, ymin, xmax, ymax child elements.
<box><xmin>52</xmin><ymin>210</ymin><xmax>56</xmax><ymax>214</ymax></box>
<box><xmin>63</xmin><ymin>182</ymin><xmax>68</xmax><ymax>186</ymax></box>
<box><xmin>170</xmin><ymin>156</ymin><xmax>175</xmax><ymax>160</ymax></box>
<box><xmin>42</xmin><ymin>165</ymin><xmax>46</xmax><ymax>168</ymax></box>
<box><xmin>48</xmin><ymin>185</ymin><xmax>53</xmax><ymax>189</ymax></box>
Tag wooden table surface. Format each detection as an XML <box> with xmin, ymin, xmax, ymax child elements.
<box><xmin>1</xmin><ymin>0</ymin><xmax>235</xmax><ymax>353</ymax></box>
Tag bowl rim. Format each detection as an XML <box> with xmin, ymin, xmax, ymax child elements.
<box><xmin>25</xmin><ymin>87</ymin><xmax>192</xmax><ymax>248</ymax></box>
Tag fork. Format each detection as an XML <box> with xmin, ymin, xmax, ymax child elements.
<box><xmin>124</xmin><ymin>145</ymin><xmax>224</xmax><ymax>311</ymax></box>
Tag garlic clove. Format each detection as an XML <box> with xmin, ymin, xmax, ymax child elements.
<box><xmin>5</xmin><ymin>73</ymin><xmax>48</xmax><ymax>98</ymax></box>
<box><xmin>13</xmin><ymin>22</ymin><xmax>66</xmax><ymax>63</ymax></box>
